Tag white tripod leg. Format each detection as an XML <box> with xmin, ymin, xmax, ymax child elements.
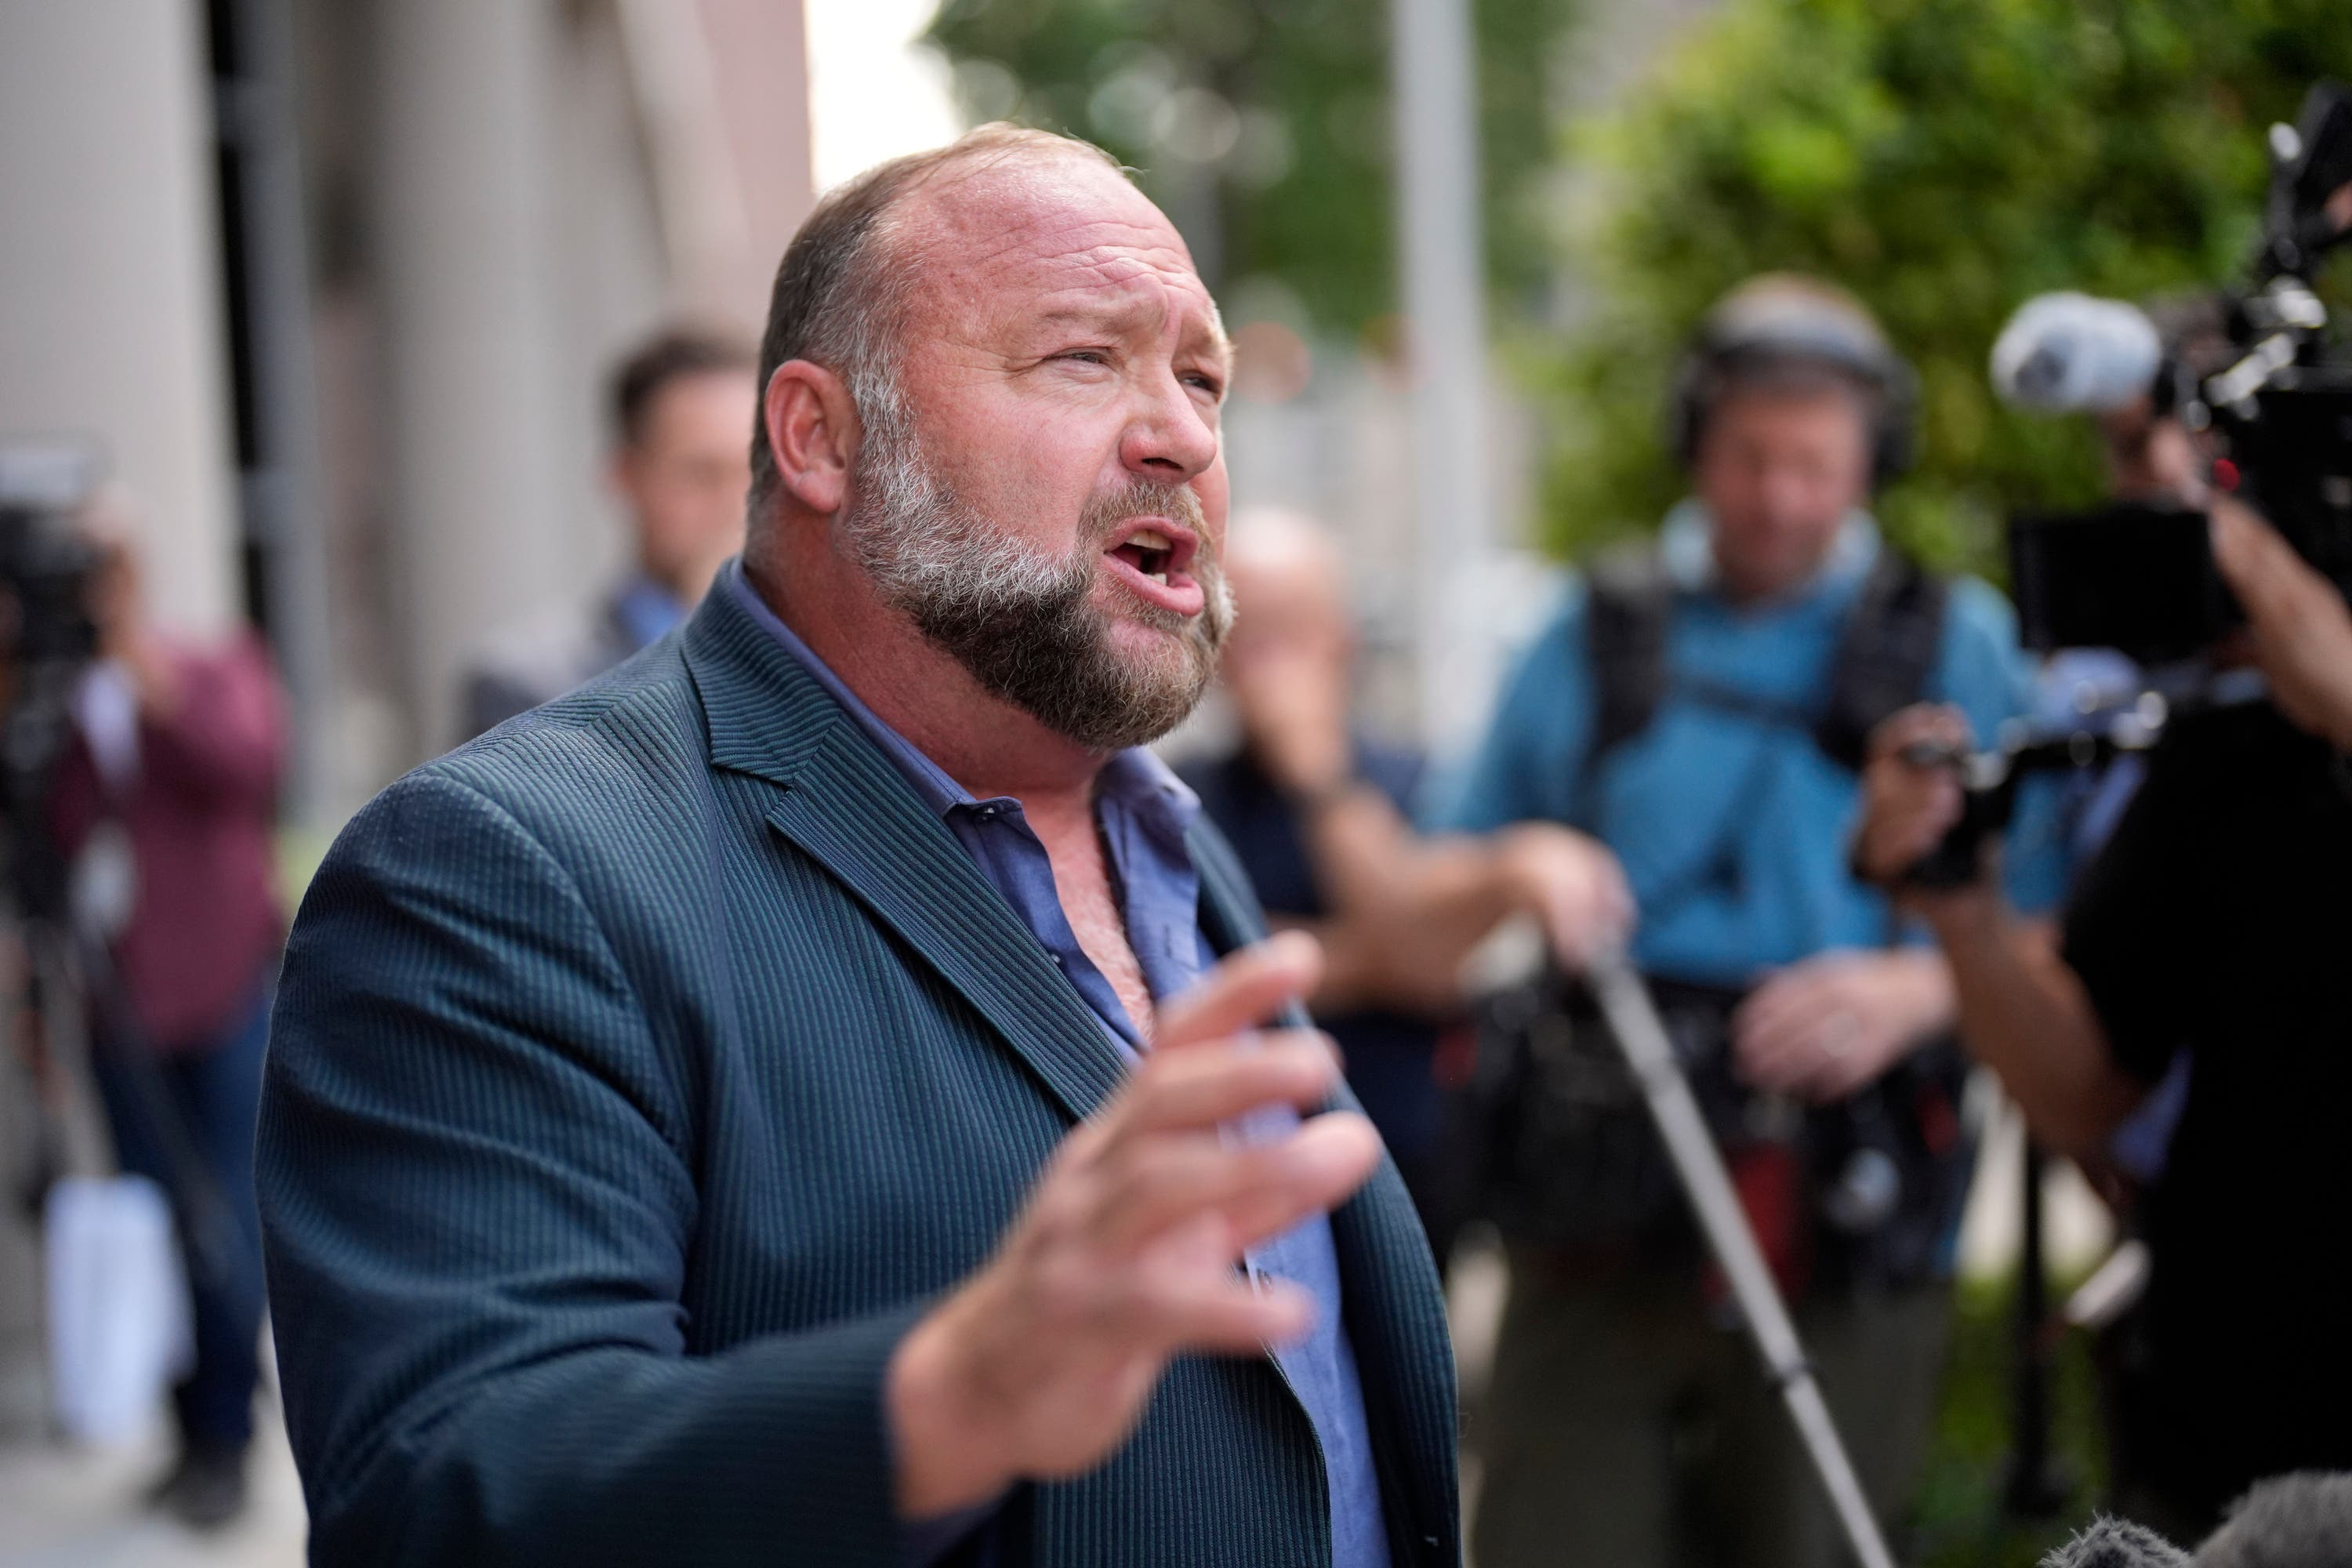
<box><xmin>1584</xmin><ymin>947</ymin><xmax>1900</xmax><ymax>1568</ymax></box>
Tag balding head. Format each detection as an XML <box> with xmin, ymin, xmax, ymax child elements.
<box><xmin>746</xmin><ymin>125</ymin><xmax>1132</xmax><ymax>520</ymax></box>
<box><xmin>1225</xmin><ymin>506</ymin><xmax>1351</xmax><ymax>649</ymax></box>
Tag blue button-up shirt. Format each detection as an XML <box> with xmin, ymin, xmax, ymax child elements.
<box><xmin>728</xmin><ymin>566</ymin><xmax>1390</xmax><ymax>1566</ymax></box>
<box><xmin>1443</xmin><ymin>503</ymin><xmax>2061</xmax><ymax>977</ymax></box>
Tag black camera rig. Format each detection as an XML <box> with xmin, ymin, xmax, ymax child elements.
<box><xmin>2009</xmin><ymin>82</ymin><xmax>2352</xmax><ymax>666</ymax></box>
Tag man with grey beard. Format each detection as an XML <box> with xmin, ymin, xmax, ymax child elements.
<box><xmin>256</xmin><ymin>125</ymin><xmax>1459</xmax><ymax>1568</ymax></box>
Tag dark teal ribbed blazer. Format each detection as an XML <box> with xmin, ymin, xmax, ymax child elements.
<box><xmin>258</xmin><ymin>579</ymin><xmax>1460</xmax><ymax>1566</ymax></box>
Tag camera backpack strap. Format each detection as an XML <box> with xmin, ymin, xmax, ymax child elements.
<box><xmin>1582</xmin><ymin>547</ymin><xmax>1676</xmax><ymax>770</ymax></box>
<box><xmin>1580</xmin><ymin>541</ymin><xmax>1949</xmax><ymax>789</ymax></box>
<box><xmin>1815</xmin><ymin>550</ymin><xmax>1949</xmax><ymax>771</ymax></box>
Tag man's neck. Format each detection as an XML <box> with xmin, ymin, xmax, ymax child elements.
<box><xmin>742</xmin><ymin>542</ymin><xmax>1108</xmax><ymax>815</ymax></box>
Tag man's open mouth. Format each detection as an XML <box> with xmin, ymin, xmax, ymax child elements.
<box><xmin>1107</xmin><ymin>527</ymin><xmax>1181</xmax><ymax>583</ymax></box>
<box><xmin>1100</xmin><ymin>520</ymin><xmax>1207</xmax><ymax>616</ymax></box>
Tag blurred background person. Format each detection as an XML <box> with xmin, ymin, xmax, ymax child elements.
<box><xmin>46</xmin><ymin>500</ymin><xmax>288</xmax><ymax>1530</ymax></box>
<box><xmin>1183</xmin><ymin>505</ymin><xmax>1628</xmax><ymax>1259</ymax></box>
<box><xmin>1446</xmin><ymin>276</ymin><xmax>2053</xmax><ymax>1568</ymax></box>
<box><xmin>1854</xmin><ymin>492</ymin><xmax>2352</xmax><ymax>1541</ymax></box>
<box><xmin>1183</xmin><ymin>506</ymin><xmax>1454</xmax><ymax>1232</ymax></box>
<box><xmin>460</xmin><ymin>326</ymin><xmax>757</xmax><ymax>741</ymax></box>
<box><xmin>1998</xmin><ymin>292</ymin><xmax>2244</xmax><ymax>1516</ymax></box>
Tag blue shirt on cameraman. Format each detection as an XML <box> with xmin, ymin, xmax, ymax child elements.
<box><xmin>1441</xmin><ymin>503</ymin><xmax>2060</xmax><ymax>982</ymax></box>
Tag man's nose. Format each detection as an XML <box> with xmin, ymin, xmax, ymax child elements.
<box><xmin>1757</xmin><ymin>466</ymin><xmax>1816</xmax><ymax>526</ymax></box>
<box><xmin>1117</xmin><ymin>368</ymin><xmax>1219</xmax><ymax>483</ymax></box>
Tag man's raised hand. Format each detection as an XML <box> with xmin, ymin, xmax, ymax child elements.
<box><xmin>884</xmin><ymin>931</ymin><xmax>1382</xmax><ymax>1519</ymax></box>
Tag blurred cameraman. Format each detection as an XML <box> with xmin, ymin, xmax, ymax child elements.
<box><xmin>1450</xmin><ymin>276</ymin><xmax>2052</xmax><ymax>1568</ymax></box>
<box><xmin>1856</xmin><ymin>495</ymin><xmax>2352</xmax><ymax>1538</ymax></box>
<box><xmin>47</xmin><ymin>500</ymin><xmax>287</xmax><ymax>1528</ymax></box>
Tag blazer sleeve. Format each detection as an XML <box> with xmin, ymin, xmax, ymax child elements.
<box><xmin>258</xmin><ymin>768</ymin><xmax>919</xmax><ymax>1566</ymax></box>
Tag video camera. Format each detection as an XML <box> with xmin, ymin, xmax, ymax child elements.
<box><xmin>0</xmin><ymin>438</ymin><xmax>107</xmax><ymax>924</ymax></box>
<box><xmin>1991</xmin><ymin>82</ymin><xmax>2352</xmax><ymax>666</ymax></box>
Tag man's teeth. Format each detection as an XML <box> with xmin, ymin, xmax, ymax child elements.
<box><xmin>1146</xmin><ymin>570</ymin><xmax>1167</xmax><ymax>585</ymax></box>
<box><xmin>1128</xmin><ymin>528</ymin><xmax>1173</xmax><ymax>551</ymax></box>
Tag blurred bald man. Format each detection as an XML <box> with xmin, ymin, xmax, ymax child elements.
<box><xmin>1184</xmin><ymin>507</ymin><xmax>1629</xmax><ymax>1247</ymax></box>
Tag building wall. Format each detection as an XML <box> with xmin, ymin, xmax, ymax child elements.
<box><xmin>0</xmin><ymin>0</ymin><xmax>241</xmax><ymax>635</ymax></box>
<box><xmin>292</xmin><ymin>0</ymin><xmax>813</xmax><ymax>795</ymax></box>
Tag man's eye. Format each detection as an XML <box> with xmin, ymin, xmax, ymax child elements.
<box><xmin>1058</xmin><ymin>350</ymin><xmax>1111</xmax><ymax>366</ymax></box>
<box><xmin>1185</xmin><ymin>372</ymin><xmax>1225</xmax><ymax>397</ymax></box>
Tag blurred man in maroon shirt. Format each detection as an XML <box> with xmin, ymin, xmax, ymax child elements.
<box><xmin>49</xmin><ymin>510</ymin><xmax>286</xmax><ymax>1529</ymax></box>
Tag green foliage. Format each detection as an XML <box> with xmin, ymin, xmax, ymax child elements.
<box><xmin>1911</xmin><ymin>1272</ymin><xmax>2109</xmax><ymax>1567</ymax></box>
<box><xmin>1537</xmin><ymin>0</ymin><xmax>2352</xmax><ymax>575</ymax></box>
<box><xmin>924</xmin><ymin>0</ymin><xmax>1581</xmax><ymax>336</ymax></box>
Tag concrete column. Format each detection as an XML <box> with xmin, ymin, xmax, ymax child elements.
<box><xmin>699</xmin><ymin>0</ymin><xmax>816</xmax><ymax>307</ymax></box>
<box><xmin>0</xmin><ymin>0</ymin><xmax>241</xmax><ymax>634</ymax></box>
<box><xmin>368</xmin><ymin>0</ymin><xmax>584</xmax><ymax>754</ymax></box>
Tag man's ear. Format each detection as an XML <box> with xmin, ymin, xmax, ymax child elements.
<box><xmin>762</xmin><ymin>360</ymin><xmax>858</xmax><ymax>515</ymax></box>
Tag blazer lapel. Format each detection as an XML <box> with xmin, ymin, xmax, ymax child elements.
<box><xmin>684</xmin><ymin>584</ymin><xmax>1129</xmax><ymax>1127</ymax></box>
<box><xmin>765</xmin><ymin>731</ymin><xmax>1131</xmax><ymax>1124</ymax></box>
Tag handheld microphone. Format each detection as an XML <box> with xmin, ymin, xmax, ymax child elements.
<box><xmin>1991</xmin><ymin>292</ymin><xmax>2165</xmax><ymax>413</ymax></box>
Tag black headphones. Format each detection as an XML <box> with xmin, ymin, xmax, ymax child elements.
<box><xmin>1667</xmin><ymin>277</ymin><xmax>1918</xmax><ymax>488</ymax></box>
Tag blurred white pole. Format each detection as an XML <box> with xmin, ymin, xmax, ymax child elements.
<box><xmin>615</xmin><ymin>0</ymin><xmax>760</xmax><ymax>323</ymax></box>
<box><xmin>0</xmin><ymin>0</ymin><xmax>240</xmax><ymax>636</ymax></box>
<box><xmin>1389</xmin><ymin>0</ymin><xmax>1495</xmax><ymax>757</ymax></box>
<box><xmin>371</xmin><ymin>0</ymin><xmax>578</xmax><ymax>755</ymax></box>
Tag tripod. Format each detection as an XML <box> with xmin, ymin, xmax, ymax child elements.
<box><xmin>1585</xmin><ymin>946</ymin><xmax>1902</xmax><ymax>1568</ymax></box>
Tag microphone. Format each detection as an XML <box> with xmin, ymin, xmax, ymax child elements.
<box><xmin>1990</xmin><ymin>292</ymin><xmax>2164</xmax><ymax>413</ymax></box>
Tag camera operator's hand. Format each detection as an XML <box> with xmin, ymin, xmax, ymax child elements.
<box><xmin>1732</xmin><ymin>948</ymin><xmax>1956</xmax><ymax>1103</ymax></box>
<box><xmin>2211</xmin><ymin>499</ymin><xmax>2352</xmax><ymax>752</ymax></box>
<box><xmin>86</xmin><ymin>528</ymin><xmax>180</xmax><ymax>717</ymax></box>
<box><xmin>1494</xmin><ymin>821</ymin><xmax>1636</xmax><ymax>971</ymax></box>
<box><xmin>1853</xmin><ymin>705</ymin><xmax>1990</xmax><ymax>907</ymax></box>
<box><xmin>884</xmin><ymin>932</ymin><xmax>1382</xmax><ymax>1519</ymax></box>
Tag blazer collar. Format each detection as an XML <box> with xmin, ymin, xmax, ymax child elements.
<box><xmin>681</xmin><ymin>579</ymin><xmax>1131</xmax><ymax>1125</ymax></box>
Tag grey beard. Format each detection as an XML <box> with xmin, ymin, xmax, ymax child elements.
<box><xmin>840</xmin><ymin>395</ymin><xmax>1232</xmax><ymax>753</ymax></box>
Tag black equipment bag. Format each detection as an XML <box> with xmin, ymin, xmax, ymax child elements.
<box><xmin>1450</xmin><ymin>966</ymin><xmax>1975</xmax><ymax>1288</ymax></box>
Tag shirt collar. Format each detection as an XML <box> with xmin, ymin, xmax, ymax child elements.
<box><xmin>1658</xmin><ymin>498</ymin><xmax>1882</xmax><ymax>601</ymax></box>
<box><xmin>1097</xmin><ymin>744</ymin><xmax>1203</xmax><ymax>848</ymax></box>
<box><xmin>721</xmin><ymin>559</ymin><xmax>1200</xmax><ymax>841</ymax></box>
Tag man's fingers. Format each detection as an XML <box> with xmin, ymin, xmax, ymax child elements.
<box><xmin>1867</xmin><ymin>702</ymin><xmax>1969</xmax><ymax>764</ymax></box>
<box><xmin>1734</xmin><ymin>998</ymin><xmax>1827</xmax><ymax>1084</ymax></box>
<box><xmin>1092</xmin><ymin>1111</ymin><xmax>1383</xmax><ymax>1258</ymax></box>
<box><xmin>1105</xmin><ymin>1033</ymin><xmax>1343</xmax><ymax>1139</ymax></box>
<box><xmin>1130</xmin><ymin>1272</ymin><xmax>1318</xmax><ymax>1356</ymax></box>
<box><xmin>1156</xmin><ymin>931</ymin><xmax>1322</xmax><ymax>1051</ymax></box>
<box><xmin>1858</xmin><ymin>768</ymin><xmax>1962</xmax><ymax>882</ymax></box>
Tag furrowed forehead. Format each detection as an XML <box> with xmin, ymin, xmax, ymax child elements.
<box><xmin>899</xmin><ymin>158</ymin><xmax>1227</xmax><ymax>354</ymax></box>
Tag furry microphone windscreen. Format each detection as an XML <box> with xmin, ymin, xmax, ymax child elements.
<box><xmin>2194</xmin><ymin>1472</ymin><xmax>2352</xmax><ymax>1568</ymax></box>
<box><xmin>2041</xmin><ymin>1518</ymin><xmax>2192</xmax><ymax>1568</ymax></box>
